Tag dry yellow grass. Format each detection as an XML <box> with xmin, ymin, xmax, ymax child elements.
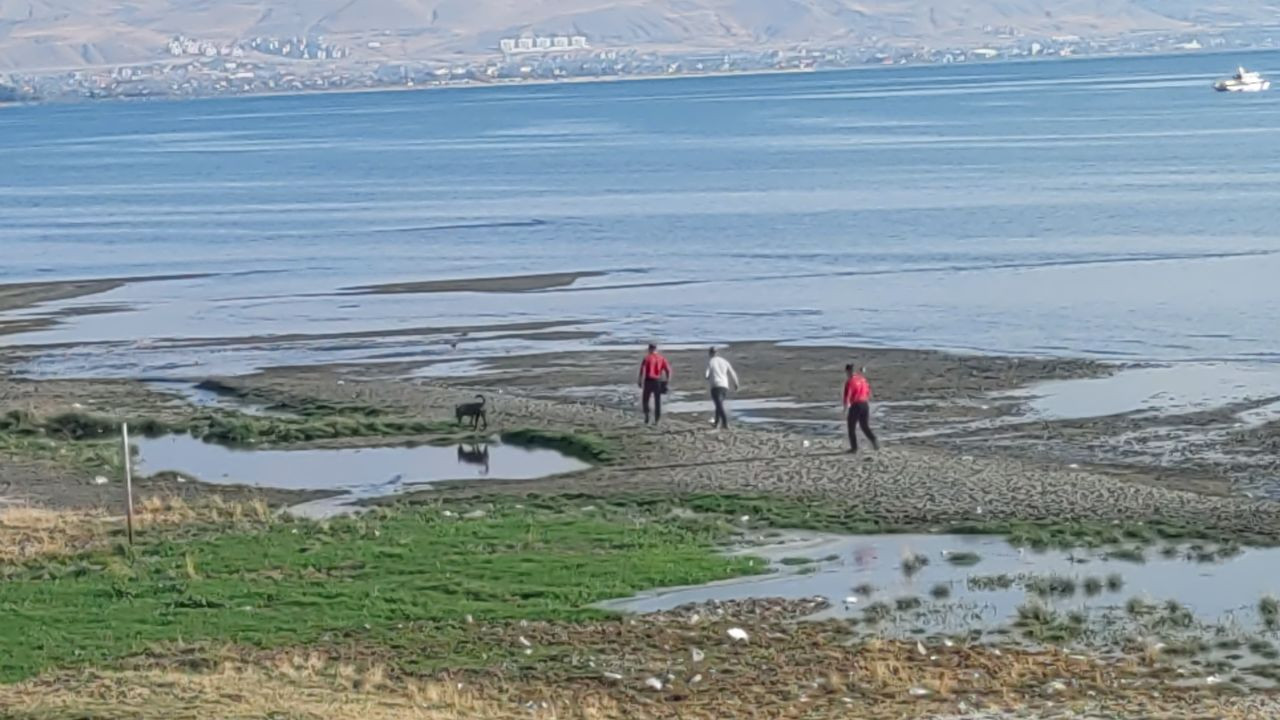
<box><xmin>0</xmin><ymin>496</ymin><xmax>273</xmax><ymax>563</ymax></box>
<box><xmin>0</xmin><ymin>659</ymin><xmax>623</xmax><ymax>720</ymax></box>
<box><xmin>0</xmin><ymin>647</ymin><xmax>1273</xmax><ymax>720</ymax></box>
<box><xmin>0</xmin><ymin>505</ymin><xmax>107</xmax><ymax>563</ymax></box>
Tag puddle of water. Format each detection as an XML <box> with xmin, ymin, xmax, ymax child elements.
<box><xmin>1004</xmin><ymin>363</ymin><xmax>1280</xmax><ymax>421</ymax></box>
<box><xmin>135</xmin><ymin>434</ymin><xmax>589</xmax><ymax>517</ymax></box>
<box><xmin>603</xmin><ymin>532</ymin><xmax>1280</xmax><ymax>632</ymax></box>
<box><xmin>662</xmin><ymin>395</ymin><xmax>828</xmax><ymax>424</ymax></box>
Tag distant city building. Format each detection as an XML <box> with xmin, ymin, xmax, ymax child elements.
<box><xmin>501</xmin><ymin>35</ymin><xmax>590</xmax><ymax>55</ymax></box>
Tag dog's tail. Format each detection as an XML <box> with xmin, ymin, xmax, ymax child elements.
<box><xmin>475</xmin><ymin>394</ymin><xmax>487</xmax><ymax>406</ymax></box>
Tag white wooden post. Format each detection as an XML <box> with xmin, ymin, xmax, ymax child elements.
<box><xmin>122</xmin><ymin>422</ymin><xmax>134</xmax><ymax>546</ymax></box>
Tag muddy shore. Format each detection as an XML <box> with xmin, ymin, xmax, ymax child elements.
<box><xmin>2</xmin><ymin>273</ymin><xmax>1279</xmax><ymax>530</ymax></box>
<box><xmin>2</xmin><ymin>332</ymin><xmax>1279</xmax><ymax>536</ymax></box>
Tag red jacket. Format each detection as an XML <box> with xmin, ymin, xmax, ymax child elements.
<box><xmin>843</xmin><ymin>375</ymin><xmax>871</xmax><ymax>405</ymax></box>
<box><xmin>640</xmin><ymin>353</ymin><xmax>670</xmax><ymax>380</ymax></box>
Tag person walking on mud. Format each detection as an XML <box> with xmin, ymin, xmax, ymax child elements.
<box><xmin>638</xmin><ymin>343</ymin><xmax>672</xmax><ymax>425</ymax></box>
<box><xmin>705</xmin><ymin>347</ymin><xmax>739</xmax><ymax>430</ymax></box>
<box><xmin>842</xmin><ymin>363</ymin><xmax>879</xmax><ymax>454</ymax></box>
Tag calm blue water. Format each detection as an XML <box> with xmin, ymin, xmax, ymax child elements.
<box><xmin>3</xmin><ymin>51</ymin><xmax>1280</xmax><ymax>377</ymax></box>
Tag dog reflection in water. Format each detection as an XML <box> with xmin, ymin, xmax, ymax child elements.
<box><xmin>457</xmin><ymin>443</ymin><xmax>491</xmax><ymax>475</ymax></box>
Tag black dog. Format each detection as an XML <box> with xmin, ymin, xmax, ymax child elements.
<box><xmin>454</xmin><ymin>394</ymin><xmax>488</xmax><ymax>430</ymax></box>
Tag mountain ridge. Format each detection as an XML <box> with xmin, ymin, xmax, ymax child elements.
<box><xmin>2</xmin><ymin>1</ymin><xmax>1279</xmax><ymax>71</ymax></box>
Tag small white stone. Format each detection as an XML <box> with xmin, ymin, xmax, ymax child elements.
<box><xmin>518</xmin><ymin>636</ymin><xmax>532</xmax><ymax>648</ymax></box>
<box><xmin>727</xmin><ymin>627</ymin><xmax>749</xmax><ymax>642</ymax></box>
<box><xmin>916</xmin><ymin>641</ymin><xmax>927</xmax><ymax>656</ymax></box>
<box><xmin>644</xmin><ymin>677</ymin><xmax>664</xmax><ymax>691</ymax></box>
<box><xmin>691</xmin><ymin>648</ymin><xmax>705</xmax><ymax>663</ymax></box>
<box><xmin>843</xmin><ymin>596</ymin><xmax>858</xmax><ymax>605</ymax></box>
<box><xmin>91</xmin><ymin>475</ymin><xmax>109</xmax><ymax>485</ymax></box>
<box><xmin>908</xmin><ymin>687</ymin><xmax>931</xmax><ymax>697</ymax></box>
<box><xmin>602</xmin><ymin>672</ymin><xmax>622</xmax><ymax>681</ymax></box>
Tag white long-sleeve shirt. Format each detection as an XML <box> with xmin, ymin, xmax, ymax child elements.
<box><xmin>705</xmin><ymin>356</ymin><xmax>739</xmax><ymax>389</ymax></box>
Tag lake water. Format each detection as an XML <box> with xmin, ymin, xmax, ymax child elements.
<box><xmin>4</xmin><ymin>51</ymin><xmax>1280</xmax><ymax>378</ymax></box>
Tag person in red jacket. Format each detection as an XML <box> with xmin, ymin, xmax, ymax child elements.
<box><xmin>842</xmin><ymin>363</ymin><xmax>879</xmax><ymax>453</ymax></box>
<box><xmin>638</xmin><ymin>343</ymin><xmax>672</xmax><ymax>424</ymax></box>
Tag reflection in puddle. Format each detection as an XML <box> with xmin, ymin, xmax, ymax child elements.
<box><xmin>135</xmin><ymin>434</ymin><xmax>589</xmax><ymax>518</ymax></box>
<box><xmin>455</xmin><ymin>443</ymin><xmax>491</xmax><ymax>475</ymax></box>
<box><xmin>603</xmin><ymin>532</ymin><xmax>1280</xmax><ymax>632</ymax></box>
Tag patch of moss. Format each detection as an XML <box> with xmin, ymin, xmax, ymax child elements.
<box><xmin>500</xmin><ymin>428</ymin><xmax>615</xmax><ymax>464</ymax></box>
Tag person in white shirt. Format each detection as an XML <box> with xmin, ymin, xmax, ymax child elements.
<box><xmin>705</xmin><ymin>346</ymin><xmax>740</xmax><ymax>429</ymax></box>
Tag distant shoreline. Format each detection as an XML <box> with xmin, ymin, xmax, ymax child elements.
<box><xmin>5</xmin><ymin>45</ymin><xmax>1278</xmax><ymax>109</ymax></box>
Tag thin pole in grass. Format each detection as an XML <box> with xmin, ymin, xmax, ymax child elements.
<box><xmin>121</xmin><ymin>421</ymin><xmax>135</xmax><ymax>546</ymax></box>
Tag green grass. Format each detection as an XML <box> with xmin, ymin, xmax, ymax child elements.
<box><xmin>182</xmin><ymin>413</ymin><xmax>457</xmax><ymax>446</ymax></box>
<box><xmin>0</xmin><ymin>503</ymin><xmax>758</xmax><ymax>683</ymax></box>
<box><xmin>943</xmin><ymin>551</ymin><xmax>982</xmax><ymax>567</ymax></box>
<box><xmin>967</xmin><ymin>574</ymin><xmax>1016</xmax><ymax>591</ymax></box>
<box><xmin>193</xmin><ymin>380</ymin><xmax>388</xmax><ymax>418</ymax></box>
<box><xmin>2</xmin><ymin>408</ymin><xmax>459</xmax><ymax>449</ymax></box>
<box><xmin>0</xmin><ymin>424</ymin><xmax>126</xmax><ymax>479</ymax></box>
<box><xmin>1013</xmin><ymin>602</ymin><xmax>1083</xmax><ymax>643</ymax></box>
<box><xmin>1026</xmin><ymin>574</ymin><xmax>1078</xmax><ymax>598</ymax></box>
<box><xmin>1261</xmin><ymin>596</ymin><xmax>1280</xmax><ymax>628</ymax></box>
<box><xmin>1106</xmin><ymin>547</ymin><xmax>1147</xmax><ymax>564</ymax></box>
<box><xmin>499</xmin><ymin>428</ymin><xmax>615</xmax><ymax>464</ymax></box>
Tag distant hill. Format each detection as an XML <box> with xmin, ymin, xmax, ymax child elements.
<box><xmin>2</xmin><ymin>0</ymin><xmax>1279</xmax><ymax>71</ymax></box>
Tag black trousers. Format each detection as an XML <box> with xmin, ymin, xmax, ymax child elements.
<box><xmin>642</xmin><ymin>377</ymin><xmax>664</xmax><ymax>423</ymax></box>
<box><xmin>847</xmin><ymin>402</ymin><xmax>879</xmax><ymax>452</ymax></box>
<box><xmin>711</xmin><ymin>386</ymin><xmax>729</xmax><ymax>428</ymax></box>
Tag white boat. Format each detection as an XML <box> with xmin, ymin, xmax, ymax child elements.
<box><xmin>1214</xmin><ymin>67</ymin><xmax>1270</xmax><ymax>92</ymax></box>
